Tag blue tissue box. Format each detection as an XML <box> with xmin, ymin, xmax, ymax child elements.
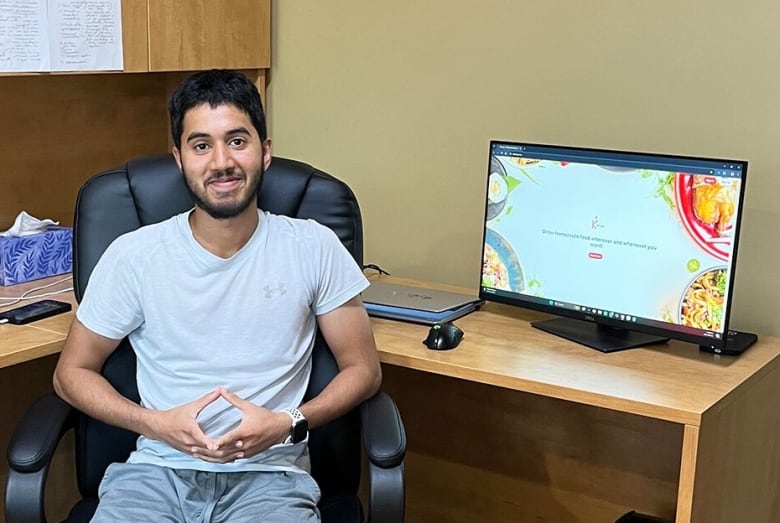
<box><xmin>0</xmin><ymin>227</ymin><xmax>73</xmax><ymax>286</ymax></box>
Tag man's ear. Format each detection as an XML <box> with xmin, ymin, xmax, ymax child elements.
<box><xmin>262</xmin><ymin>139</ymin><xmax>272</xmax><ymax>171</ymax></box>
<box><xmin>172</xmin><ymin>147</ymin><xmax>182</xmax><ymax>171</ymax></box>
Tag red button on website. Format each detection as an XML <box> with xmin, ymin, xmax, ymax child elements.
<box><xmin>588</xmin><ymin>252</ymin><xmax>603</xmax><ymax>259</ymax></box>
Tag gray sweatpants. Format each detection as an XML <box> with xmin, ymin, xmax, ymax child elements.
<box><xmin>90</xmin><ymin>463</ymin><xmax>321</xmax><ymax>522</ymax></box>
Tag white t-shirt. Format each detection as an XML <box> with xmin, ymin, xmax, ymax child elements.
<box><xmin>76</xmin><ymin>209</ymin><xmax>369</xmax><ymax>473</ymax></box>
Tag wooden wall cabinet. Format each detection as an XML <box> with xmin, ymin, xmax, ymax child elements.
<box><xmin>123</xmin><ymin>0</ymin><xmax>271</xmax><ymax>72</ymax></box>
<box><xmin>148</xmin><ymin>0</ymin><xmax>271</xmax><ymax>71</ymax></box>
<box><xmin>121</xmin><ymin>0</ymin><xmax>150</xmax><ymax>72</ymax></box>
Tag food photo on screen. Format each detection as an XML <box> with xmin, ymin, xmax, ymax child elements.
<box><xmin>482</xmin><ymin>228</ymin><xmax>524</xmax><ymax>292</ymax></box>
<box><xmin>679</xmin><ymin>266</ymin><xmax>727</xmax><ymax>331</ymax></box>
<box><xmin>675</xmin><ymin>174</ymin><xmax>738</xmax><ymax>261</ymax></box>
<box><xmin>485</xmin><ymin>155</ymin><xmax>539</xmax><ymax>222</ymax></box>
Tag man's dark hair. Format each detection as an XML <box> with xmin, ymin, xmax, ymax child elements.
<box><xmin>168</xmin><ymin>69</ymin><xmax>267</xmax><ymax>149</ymax></box>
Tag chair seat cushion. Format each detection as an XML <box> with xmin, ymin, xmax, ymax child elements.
<box><xmin>320</xmin><ymin>493</ymin><xmax>363</xmax><ymax>523</ymax></box>
<box><xmin>66</xmin><ymin>497</ymin><xmax>98</xmax><ymax>523</ymax></box>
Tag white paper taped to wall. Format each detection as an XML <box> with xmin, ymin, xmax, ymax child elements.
<box><xmin>0</xmin><ymin>0</ymin><xmax>123</xmax><ymax>73</ymax></box>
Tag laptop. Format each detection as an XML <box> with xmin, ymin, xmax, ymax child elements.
<box><xmin>361</xmin><ymin>281</ymin><xmax>483</xmax><ymax>324</ymax></box>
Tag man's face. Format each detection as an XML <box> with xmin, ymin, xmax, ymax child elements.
<box><xmin>173</xmin><ymin>103</ymin><xmax>271</xmax><ymax>220</ymax></box>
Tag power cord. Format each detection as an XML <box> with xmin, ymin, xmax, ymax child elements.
<box><xmin>362</xmin><ymin>263</ymin><xmax>390</xmax><ymax>276</ymax></box>
<box><xmin>0</xmin><ymin>275</ymin><xmax>74</xmax><ymax>309</ymax></box>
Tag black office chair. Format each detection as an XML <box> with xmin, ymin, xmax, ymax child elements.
<box><xmin>5</xmin><ymin>154</ymin><xmax>406</xmax><ymax>523</ymax></box>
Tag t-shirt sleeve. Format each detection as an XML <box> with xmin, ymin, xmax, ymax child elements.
<box><xmin>309</xmin><ymin>222</ymin><xmax>369</xmax><ymax>316</ymax></box>
<box><xmin>76</xmin><ymin>235</ymin><xmax>145</xmax><ymax>339</ymax></box>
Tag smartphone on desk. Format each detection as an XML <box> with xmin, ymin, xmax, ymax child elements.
<box><xmin>0</xmin><ymin>299</ymin><xmax>72</xmax><ymax>325</ymax></box>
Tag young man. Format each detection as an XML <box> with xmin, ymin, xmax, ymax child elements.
<box><xmin>53</xmin><ymin>69</ymin><xmax>381</xmax><ymax>522</ymax></box>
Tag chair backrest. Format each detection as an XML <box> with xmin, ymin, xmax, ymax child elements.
<box><xmin>72</xmin><ymin>154</ymin><xmax>364</xmax><ymax>502</ymax></box>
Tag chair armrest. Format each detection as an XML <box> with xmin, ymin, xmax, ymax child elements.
<box><xmin>360</xmin><ymin>392</ymin><xmax>406</xmax><ymax>523</ymax></box>
<box><xmin>8</xmin><ymin>393</ymin><xmax>75</xmax><ymax>472</ymax></box>
<box><xmin>5</xmin><ymin>393</ymin><xmax>76</xmax><ymax>523</ymax></box>
<box><xmin>360</xmin><ymin>392</ymin><xmax>406</xmax><ymax>468</ymax></box>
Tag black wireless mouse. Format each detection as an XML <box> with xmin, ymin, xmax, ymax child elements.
<box><xmin>423</xmin><ymin>322</ymin><xmax>464</xmax><ymax>351</ymax></box>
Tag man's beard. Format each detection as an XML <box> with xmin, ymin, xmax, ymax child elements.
<box><xmin>184</xmin><ymin>164</ymin><xmax>264</xmax><ymax>220</ymax></box>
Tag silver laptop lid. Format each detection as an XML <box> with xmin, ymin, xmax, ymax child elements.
<box><xmin>361</xmin><ymin>281</ymin><xmax>481</xmax><ymax>313</ymax></box>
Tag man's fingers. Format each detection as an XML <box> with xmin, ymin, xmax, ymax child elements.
<box><xmin>192</xmin><ymin>388</ymin><xmax>223</xmax><ymax>412</ymax></box>
<box><xmin>186</xmin><ymin>421</ymin><xmax>218</xmax><ymax>450</ymax></box>
<box><xmin>192</xmin><ymin>447</ymin><xmax>245</xmax><ymax>463</ymax></box>
<box><xmin>218</xmin><ymin>388</ymin><xmax>247</xmax><ymax>408</ymax></box>
<box><xmin>214</xmin><ymin>427</ymin><xmax>245</xmax><ymax>451</ymax></box>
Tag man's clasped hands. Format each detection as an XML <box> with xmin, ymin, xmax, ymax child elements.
<box><xmin>146</xmin><ymin>386</ymin><xmax>289</xmax><ymax>463</ymax></box>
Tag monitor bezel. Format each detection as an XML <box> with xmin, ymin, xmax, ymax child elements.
<box><xmin>479</xmin><ymin>140</ymin><xmax>749</xmax><ymax>351</ymax></box>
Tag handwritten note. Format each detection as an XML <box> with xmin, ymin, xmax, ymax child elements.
<box><xmin>0</xmin><ymin>0</ymin><xmax>122</xmax><ymax>73</ymax></box>
<box><xmin>0</xmin><ymin>0</ymin><xmax>50</xmax><ymax>71</ymax></box>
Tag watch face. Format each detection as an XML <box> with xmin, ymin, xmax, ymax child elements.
<box><xmin>291</xmin><ymin>419</ymin><xmax>309</xmax><ymax>444</ymax></box>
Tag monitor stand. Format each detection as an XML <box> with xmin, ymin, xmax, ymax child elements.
<box><xmin>699</xmin><ymin>330</ymin><xmax>758</xmax><ymax>356</ymax></box>
<box><xmin>532</xmin><ymin>318</ymin><xmax>669</xmax><ymax>353</ymax></box>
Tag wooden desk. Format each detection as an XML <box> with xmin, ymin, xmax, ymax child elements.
<box><xmin>372</xmin><ymin>277</ymin><xmax>780</xmax><ymax>523</ymax></box>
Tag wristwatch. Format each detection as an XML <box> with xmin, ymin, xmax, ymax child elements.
<box><xmin>282</xmin><ymin>407</ymin><xmax>308</xmax><ymax>444</ymax></box>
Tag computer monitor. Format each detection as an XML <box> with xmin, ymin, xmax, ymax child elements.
<box><xmin>480</xmin><ymin>141</ymin><xmax>753</xmax><ymax>353</ymax></box>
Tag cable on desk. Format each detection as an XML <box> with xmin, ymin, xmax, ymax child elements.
<box><xmin>0</xmin><ymin>275</ymin><xmax>74</xmax><ymax>308</ymax></box>
<box><xmin>363</xmin><ymin>263</ymin><xmax>390</xmax><ymax>276</ymax></box>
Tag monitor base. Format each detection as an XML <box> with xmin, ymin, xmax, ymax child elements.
<box><xmin>700</xmin><ymin>330</ymin><xmax>758</xmax><ymax>356</ymax></box>
<box><xmin>531</xmin><ymin>318</ymin><xmax>669</xmax><ymax>353</ymax></box>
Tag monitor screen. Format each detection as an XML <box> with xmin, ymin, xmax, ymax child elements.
<box><xmin>480</xmin><ymin>141</ymin><xmax>749</xmax><ymax>352</ymax></box>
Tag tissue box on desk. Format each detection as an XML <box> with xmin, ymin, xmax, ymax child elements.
<box><xmin>0</xmin><ymin>227</ymin><xmax>73</xmax><ymax>286</ymax></box>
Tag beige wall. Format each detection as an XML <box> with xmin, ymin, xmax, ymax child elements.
<box><xmin>268</xmin><ymin>1</ymin><xmax>780</xmax><ymax>337</ymax></box>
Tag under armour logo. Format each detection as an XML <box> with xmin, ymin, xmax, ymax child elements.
<box><xmin>264</xmin><ymin>283</ymin><xmax>287</xmax><ymax>298</ymax></box>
